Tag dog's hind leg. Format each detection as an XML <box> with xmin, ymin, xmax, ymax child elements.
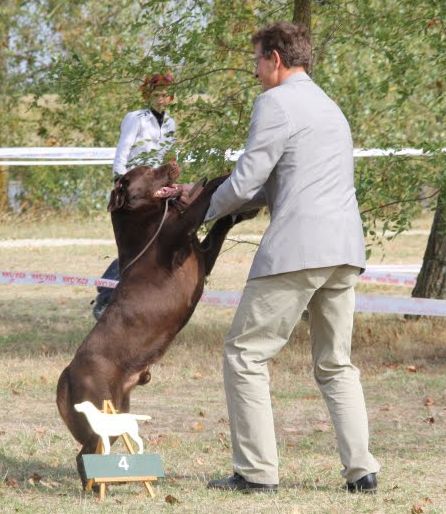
<box><xmin>56</xmin><ymin>367</ymin><xmax>72</xmax><ymax>429</ymax></box>
<box><xmin>76</xmin><ymin>435</ymin><xmax>99</xmax><ymax>489</ymax></box>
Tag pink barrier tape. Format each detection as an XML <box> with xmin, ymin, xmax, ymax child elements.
<box><xmin>1</xmin><ymin>268</ymin><xmax>418</xmax><ymax>288</ymax></box>
<box><xmin>360</xmin><ymin>270</ymin><xmax>416</xmax><ymax>287</ymax></box>
<box><xmin>0</xmin><ymin>270</ymin><xmax>118</xmax><ymax>289</ymax></box>
<box><xmin>1</xmin><ymin>269</ymin><xmax>445</xmax><ymax>316</ymax></box>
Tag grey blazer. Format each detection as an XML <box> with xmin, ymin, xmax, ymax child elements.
<box><xmin>205</xmin><ymin>72</ymin><xmax>366</xmax><ymax>280</ymax></box>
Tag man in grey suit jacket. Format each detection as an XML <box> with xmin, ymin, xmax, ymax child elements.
<box><xmin>206</xmin><ymin>22</ymin><xmax>380</xmax><ymax>493</ymax></box>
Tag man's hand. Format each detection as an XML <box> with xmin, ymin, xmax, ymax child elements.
<box><xmin>178</xmin><ymin>183</ymin><xmax>195</xmax><ymax>204</ymax></box>
<box><xmin>176</xmin><ymin>177</ymin><xmax>208</xmax><ymax>206</ymax></box>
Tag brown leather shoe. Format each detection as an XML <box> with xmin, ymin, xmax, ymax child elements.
<box><xmin>347</xmin><ymin>473</ymin><xmax>378</xmax><ymax>493</ymax></box>
<box><xmin>207</xmin><ymin>473</ymin><xmax>278</xmax><ymax>493</ymax></box>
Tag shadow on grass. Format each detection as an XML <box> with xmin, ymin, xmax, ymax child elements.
<box><xmin>0</xmin><ymin>451</ymin><xmax>81</xmax><ymax>496</ymax></box>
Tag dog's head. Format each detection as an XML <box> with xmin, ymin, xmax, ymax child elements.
<box><xmin>74</xmin><ymin>401</ymin><xmax>94</xmax><ymax>413</ymax></box>
<box><xmin>108</xmin><ymin>162</ymin><xmax>181</xmax><ymax>213</ymax></box>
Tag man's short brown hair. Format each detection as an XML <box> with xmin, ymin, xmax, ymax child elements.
<box><xmin>252</xmin><ymin>22</ymin><xmax>312</xmax><ymax>70</ymax></box>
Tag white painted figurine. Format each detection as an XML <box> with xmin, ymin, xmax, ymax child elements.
<box><xmin>74</xmin><ymin>401</ymin><xmax>151</xmax><ymax>455</ymax></box>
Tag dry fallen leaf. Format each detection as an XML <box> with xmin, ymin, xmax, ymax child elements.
<box><xmin>192</xmin><ymin>372</ymin><xmax>203</xmax><ymax>380</ymax></box>
<box><xmin>28</xmin><ymin>472</ymin><xmax>42</xmax><ymax>485</ymax></box>
<box><xmin>411</xmin><ymin>504</ymin><xmax>424</xmax><ymax>514</ymax></box>
<box><xmin>165</xmin><ymin>494</ymin><xmax>180</xmax><ymax>505</ymax></box>
<box><xmin>314</xmin><ymin>421</ymin><xmax>331</xmax><ymax>433</ymax></box>
<box><xmin>5</xmin><ymin>477</ymin><xmax>19</xmax><ymax>488</ymax></box>
<box><xmin>383</xmin><ymin>362</ymin><xmax>399</xmax><ymax>369</ymax></box>
<box><xmin>195</xmin><ymin>457</ymin><xmax>204</xmax><ymax>466</ymax></box>
<box><xmin>218</xmin><ymin>432</ymin><xmax>230</xmax><ymax>448</ymax></box>
<box><xmin>191</xmin><ymin>421</ymin><xmax>205</xmax><ymax>432</ymax></box>
<box><xmin>423</xmin><ymin>397</ymin><xmax>434</xmax><ymax>406</ymax></box>
<box><xmin>147</xmin><ymin>434</ymin><xmax>166</xmax><ymax>446</ymax></box>
<box><xmin>407</xmin><ymin>365</ymin><xmax>417</xmax><ymax>373</ymax></box>
<box><xmin>39</xmin><ymin>479</ymin><xmax>61</xmax><ymax>489</ymax></box>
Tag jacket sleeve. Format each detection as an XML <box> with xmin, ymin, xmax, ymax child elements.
<box><xmin>205</xmin><ymin>94</ymin><xmax>289</xmax><ymax>222</ymax></box>
<box><xmin>112</xmin><ymin>112</ymin><xmax>140</xmax><ymax>176</ymax></box>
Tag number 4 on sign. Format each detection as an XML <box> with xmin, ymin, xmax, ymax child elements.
<box><xmin>118</xmin><ymin>456</ymin><xmax>129</xmax><ymax>471</ymax></box>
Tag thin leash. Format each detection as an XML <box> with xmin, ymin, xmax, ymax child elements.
<box><xmin>120</xmin><ymin>198</ymin><xmax>171</xmax><ymax>276</ymax></box>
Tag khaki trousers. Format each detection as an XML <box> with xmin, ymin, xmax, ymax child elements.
<box><xmin>223</xmin><ymin>265</ymin><xmax>380</xmax><ymax>484</ymax></box>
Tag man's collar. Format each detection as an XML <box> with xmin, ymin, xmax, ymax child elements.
<box><xmin>282</xmin><ymin>71</ymin><xmax>312</xmax><ymax>85</ymax></box>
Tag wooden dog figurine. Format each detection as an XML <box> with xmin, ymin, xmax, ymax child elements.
<box><xmin>74</xmin><ymin>401</ymin><xmax>150</xmax><ymax>455</ymax></box>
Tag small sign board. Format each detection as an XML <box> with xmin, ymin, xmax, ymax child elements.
<box><xmin>82</xmin><ymin>453</ymin><xmax>164</xmax><ymax>481</ymax></box>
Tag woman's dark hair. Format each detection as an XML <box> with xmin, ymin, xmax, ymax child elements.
<box><xmin>252</xmin><ymin>22</ymin><xmax>312</xmax><ymax>70</ymax></box>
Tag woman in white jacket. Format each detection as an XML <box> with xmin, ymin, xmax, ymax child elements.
<box><xmin>113</xmin><ymin>73</ymin><xmax>176</xmax><ymax>176</ymax></box>
<box><xmin>93</xmin><ymin>73</ymin><xmax>177</xmax><ymax>319</ymax></box>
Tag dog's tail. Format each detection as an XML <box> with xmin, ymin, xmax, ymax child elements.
<box><xmin>132</xmin><ymin>414</ymin><xmax>152</xmax><ymax>421</ymax></box>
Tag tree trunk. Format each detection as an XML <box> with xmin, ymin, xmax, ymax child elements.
<box><xmin>411</xmin><ymin>188</ymin><xmax>446</xmax><ymax>300</ymax></box>
<box><xmin>0</xmin><ymin>166</ymin><xmax>8</xmax><ymax>211</ymax></box>
<box><xmin>293</xmin><ymin>0</ymin><xmax>311</xmax><ymax>32</ymax></box>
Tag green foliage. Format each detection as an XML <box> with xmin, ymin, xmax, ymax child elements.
<box><xmin>1</xmin><ymin>0</ymin><xmax>445</xmax><ymax>231</ymax></box>
<box><xmin>15</xmin><ymin>165</ymin><xmax>111</xmax><ymax>213</ymax></box>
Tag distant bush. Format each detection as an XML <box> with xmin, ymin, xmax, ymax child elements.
<box><xmin>10</xmin><ymin>165</ymin><xmax>113</xmax><ymax>214</ymax></box>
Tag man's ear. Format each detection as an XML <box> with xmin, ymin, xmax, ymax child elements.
<box><xmin>272</xmin><ymin>49</ymin><xmax>281</xmax><ymax>70</ymax></box>
<box><xmin>107</xmin><ymin>179</ymin><xmax>127</xmax><ymax>212</ymax></box>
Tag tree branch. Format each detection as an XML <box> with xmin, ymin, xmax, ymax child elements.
<box><xmin>360</xmin><ymin>188</ymin><xmax>440</xmax><ymax>215</ymax></box>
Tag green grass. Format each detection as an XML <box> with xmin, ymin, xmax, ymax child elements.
<box><xmin>1</xmin><ymin>211</ymin><xmax>446</xmax><ymax>513</ymax></box>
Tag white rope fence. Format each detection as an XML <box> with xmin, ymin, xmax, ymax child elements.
<box><xmin>0</xmin><ymin>147</ymin><xmax>445</xmax><ymax>166</ymax></box>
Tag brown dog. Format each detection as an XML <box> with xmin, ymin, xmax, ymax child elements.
<box><xmin>56</xmin><ymin>163</ymin><xmax>252</xmax><ymax>486</ymax></box>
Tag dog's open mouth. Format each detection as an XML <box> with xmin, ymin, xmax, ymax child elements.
<box><xmin>153</xmin><ymin>184</ymin><xmax>182</xmax><ymax>198</ymax></box>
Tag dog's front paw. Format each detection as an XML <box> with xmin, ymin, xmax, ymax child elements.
<box><xmin>232</xmin><ymin>209</ymin><xmax>260</xmax><ymax>225</ymax></box>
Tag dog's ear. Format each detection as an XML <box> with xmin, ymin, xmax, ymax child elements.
<box><xmin>107</xmin><ymin>178</ymin><xmax>127</xmax><ymax>212</ymax></box>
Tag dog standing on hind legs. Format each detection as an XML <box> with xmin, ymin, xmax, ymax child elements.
<box><xmin>56</xmin><ymin>163</ymin><xmax>257</xmax><ymax>487</ymax></box>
